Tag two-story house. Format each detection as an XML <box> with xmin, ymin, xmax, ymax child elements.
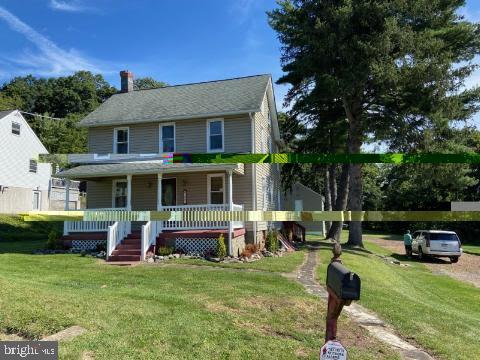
<box><xmin>58</xmin><ymin>72</ymin><xmax>282</xmax><ymax>260</ymax></box>
<box><xmin>0</xmin><ymin>110</ymin><xmax>51</xmax><ymax>213</ymax></box>
<box><xmin>0</xmin><ymin>110</ymin><xmax>82</xmax><ymax>214</ymax></box>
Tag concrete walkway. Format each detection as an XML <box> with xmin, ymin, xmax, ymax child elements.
<box><xmin>296</xmin><ymin>249</ymin><xmax>434</xmax><ymax>360</ymax></box>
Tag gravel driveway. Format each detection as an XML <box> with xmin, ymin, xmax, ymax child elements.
<box><xmin>367</xmin><ymin>238</ymin><xmax>480</xmax><ymax>288</ymax></box>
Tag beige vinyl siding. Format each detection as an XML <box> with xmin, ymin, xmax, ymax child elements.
<box><xmin>253</xmin><ymin>94</ymin><xmax>282</xmax><ymax>231</ymax></box>
<box><xmin>131</xmin><ymin>175</ymin><xmax>157</xmax><ymax>210</ymax></box>
<box><xmin>86</xmin><ymin>171</ymin><xmax>252</xmax><ymax>212</ymax></box>
<box><xmin>88</xmin><ymin>116</ymin><xmax>251</xmax><ymax>153</ymax></box>
<box><xmin>86</xmin><ymin>179</ymin><xmax>113</xmax><ymax>208</ymax></box>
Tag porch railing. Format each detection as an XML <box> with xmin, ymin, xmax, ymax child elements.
<box><xmin>107</xmin><ymin>221</ymin><xmax>131</xmax><ymax>259</ymax></box>
<box><xmin>63</xmin><ymin>220</ymin><xmax>113</xmax><ymax>235</ymax></box>
<box><xmin>161</xmin><ymin>204</ymin><xmax>244</xmax><ymax>230</ymax></box>
<box><xmin>141</xmin><ymin>221</ymin><xmax>161</xmax><ymax>260</ymax></box>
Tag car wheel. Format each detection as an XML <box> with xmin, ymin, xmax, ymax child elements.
<box><xmin>450</xmin><ymin>257</ymin><xmax>459</xmax><ymax>264</ymax></box>
<box><xmin>418</xmin><ymin>247</ymin><xmax>424</xmax><ymax>260</ymax></box>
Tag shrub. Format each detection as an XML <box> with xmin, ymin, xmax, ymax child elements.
<box><xmin>265</xmin><ymin>230</ymin><xmax>279</xmax><ymax>252</ymax></box>
<box><xmin>245</xmin><ymin>243</ymin><xmax>258</xmax><ymax>253</ymax></box>
<box><xmin>216</xmin><ymin>233</ymin><xmax>227</xmax><ymax>258</ymax></box>
<box><xmin>45</xmin><ymin>229</ymin><xmax>59</xmax><ymax>250</ymax></box>
<box><xmin>157</xmin><ymin>246</ymin><xmax>174</xmax><ymax>256</ymax></box>
<box><xmin>95</xmin><ymin>242</ymin><xmax>106</xmax><ymax>252</ymax></box>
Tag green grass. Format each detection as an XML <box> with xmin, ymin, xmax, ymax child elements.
<box><xmin>169</xmin><ymin>249</ymin><xmax>307</xmax><ymax>273</ymax></box>
<box><xmin>0</xmin><ymin>240</ymin><xmax>398</xmax><ymax>360</ymax></box>
<box><xmin>0</xmin><ymin>215</ymin><xmax>62</xmax><ymax>244</ymax></box>
<box><xmin>315</xmin><ymin>240</ymin><xmax>480</xmax><ymax>360</ymax></box>
<box><xmin>462</xmin><ymin>244</ymin><xmax>480</xmax><ymax>256</ymax></box>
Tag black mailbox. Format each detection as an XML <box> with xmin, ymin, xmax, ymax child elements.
<box><xmin>326</xmin><ymin>262</ymin><xmax>361</xmax><ymax>300</ymax></box>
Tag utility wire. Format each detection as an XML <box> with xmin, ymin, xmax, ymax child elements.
<box><xmin>19</xmin><ymin>111</ymin><xmax>64</xmax><ymax>121</ymax></box>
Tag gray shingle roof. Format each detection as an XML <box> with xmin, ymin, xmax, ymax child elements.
<box><xmin>56</xmin><ymin>162</ymin><xmax>244</xmax><ymax>178</ymax></box>
<box><xmin>0</xmin><ymin>110</ymin><xmax>15</xmax><ymax>119</ymax></box>
<box><xmin>79</xmin><ymin>75</ymin><xmax>271</xmax><ymax>127</ymax></box>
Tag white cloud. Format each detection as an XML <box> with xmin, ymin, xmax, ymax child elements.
<box><xmin>0</xmin><ymin>6</ymin><xmax>110</xmax><ymax>77</ymax></box>
<box><xmin>48</xmin><ymin>0</ymin><xmax>90</xmax><ymax>13</ymax></box>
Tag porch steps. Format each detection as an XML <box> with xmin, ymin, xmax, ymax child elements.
<box><xmin>108</xmin><ymin>232</ymin><xmax>142</xmax><ymax>262</ymax></box>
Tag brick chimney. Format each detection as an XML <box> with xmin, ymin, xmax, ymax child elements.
<box><xmin>120</xmin><ymin>70</ymin><xmax>134</xmax><ymax>93</ymax></box>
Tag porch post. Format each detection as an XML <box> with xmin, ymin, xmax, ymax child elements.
<box><xmin>227</xmin><ymin>170</ymin><xmax>233</xmax><ymax>256</ymax></box>
<box><xmin>157</xmin><ymin>173</ymin><xmax>163</xmax><ymax>210</ymax></box>
<box><xmin>126</xmin><ymin>174</ymin><xmax>132</xmax><ymax>210</ymax></box>
<box><xmin>157</xmin><ymin>173</ymin><xmax>163</xmax><ymax>233</ymax></box>
<box><xmin>64</xmin><ymin>179</ymin><xmax>70</xmax><ymax>211</ymax></box>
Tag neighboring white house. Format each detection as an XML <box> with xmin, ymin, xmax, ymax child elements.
<box><xmin>0</xmin><ymin>109</ymin><xmax>81</xmax><ymax>213</ymax></box>
<box><xmin>283</xmin><ymin>182</ymin><xmax>325</xmax><ymax>235</ymax></box>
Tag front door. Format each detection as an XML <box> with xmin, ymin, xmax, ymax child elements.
<box><xmin>162</xmin><ymin>178</ymin><xmax>177</xmax><ymax>206</ymax></box>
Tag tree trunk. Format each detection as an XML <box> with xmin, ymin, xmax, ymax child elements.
<box><xmin>329</xmin><ymin>164</ymin><xmax>337</xmax><ymax>207</ymax></box>
<box><xmin>324</xmin><ymin>166</ymin><xmax>332</xmax><ymax>235</ymax></box>
<box><xmin>344</xmin><ymin>98</ymin><xmax>364</xmax><ymax>247</ymax></box>
<box><xmin>327</xmin><ymin>163</ymin><xmax>349</xmax><ymax>241</ymax></box>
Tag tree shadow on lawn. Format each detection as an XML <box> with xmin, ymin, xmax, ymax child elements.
<box><xmin>390</xmin><ymin>252</ymin><xmax>452</xmax><ymax>265</ymax></box>
<box><xmin>307</xmin><ymin>240</ymin><xmax>373</xmax><ymax>258</ymax></box>
<box><xmin>0</xmin><ymin>240</ymin><xmax>45</xmax><ymax>254</ymax></box>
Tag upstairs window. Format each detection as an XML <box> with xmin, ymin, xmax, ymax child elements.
<box><xmin>160</xmin><ymin>123</ymin><xmax>175</xmax><ymax>152</ymax></box>
<box><xmin>12</xmin><ymin>121</ymin><xmax>21</xmax><ymax>135</ymax></box>
<box><xmin>29</xmin><ymin>159</ymin><xmax>37</xmax><ymax>173</ymax></box>
<box><xmin>114</xmin><ymin>127</ymin><xmax>129</xmax><ymax>154</ymax></box>
<box><xmin>207</xmin><ymin>119</ymin><xmax>224</xmax><ymax>152</ymax></box>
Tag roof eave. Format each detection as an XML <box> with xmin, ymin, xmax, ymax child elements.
<box><xmin>78</xmin><ymin>109</ymin><xmax>261</xmax><ymax>128</ymax></box>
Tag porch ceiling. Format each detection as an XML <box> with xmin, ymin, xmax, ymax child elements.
<box><xmin>56</xmin><ymin>162</ymin><xmax>244</xmax><ymax>180</ymax></box>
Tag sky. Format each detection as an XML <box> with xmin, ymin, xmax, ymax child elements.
<box><xmin>0</xmin><ymin>0</ymin><xmax>480</xmax><ymax>114</ymax></box>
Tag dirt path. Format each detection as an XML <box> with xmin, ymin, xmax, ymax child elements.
<box><xmin>367</xmin><ymin>238</ymin><xmax>480</xmax><ymax>288</ymax></box>
<box><xmin>295</xmin><ymin>248</ymin><xmax>434</xmax><ymax>360</ymax></box>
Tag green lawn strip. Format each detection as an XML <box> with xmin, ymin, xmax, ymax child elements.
<box><xmin>0</xmin><ymin>215</ymin><xmax>62</xmax><ymax>242</ymax></box>
<box><xmin>168</xmin><ymin>249</ymin><xmax>307</xmax><ymax>273</ymax></box>
<box><xmin>0</xmin><ymin>240</ymin><xmax>45</xmax><ymax>254</ymax></box>
<box><xmin>316</xmin><ymin>244</ymin><xmax>480</xmax><ymax>360</ymax></box>
<box><xmin>462</xmin><ymin>244</ymin><xmax>480</xmax><ymax>256</ymax></box>
<box><xmin>0</xmin><ymin>251</ymin><xmax>398</xmax><ymax>360</ymax></box>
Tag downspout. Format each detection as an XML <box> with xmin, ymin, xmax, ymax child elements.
<box><xmin>250</xmin><ymin>112</ymin><xmax>257</xmax><ymax>243</ymax></box>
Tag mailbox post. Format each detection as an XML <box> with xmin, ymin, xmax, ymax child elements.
<box><xmin>325</xmin><ymin>243</ymin><xmax>361</xmax><ymax>342</ymax></box>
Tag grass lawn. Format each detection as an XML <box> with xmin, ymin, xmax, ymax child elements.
<box><xmin>168</xmin><ymin>249</ymin><xmax>307</xmax><ymax>273</ymax></box>
<box><xmin>462</xmin><ymin>244</ymin><xmax>480</xmax><ymax>256</ymax></box>
<box><xmin>314</xmin><ymin>237</ymin><xmax>480</xmax><ymax>360</ymax></box>
<box><xmin>0</xmin><ymin>240</ymin><xmax>398</xmax><ymax>360</ymax></box>
<box><xmin>0</xmin><ymin>215</ymin><xmax>62</xmax><ymax>244</ymax></box>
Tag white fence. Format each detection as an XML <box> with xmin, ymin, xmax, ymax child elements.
<box><xmin>107</xmin><ymin>221</ymin><xmax>131</xmax><ymax>259</ymax></box>
<box><xmin>161</xmin><ymin>204</ymin><xmax>244</xmax><ymax>230</ymax></box>
<box><xmin>63</xmin><ymin>220</ymin><xmax>113</xmax><ymax>235</ymax></box>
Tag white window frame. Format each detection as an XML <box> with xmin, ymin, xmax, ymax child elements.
<box><xmin>29</xmin><ymin>159</ymin><xmax>38</xmax><ymax>173</ymax></box>
<box><xmin>112</xmin><ymin>179</ymin><xmax>128</xmax><ymax>209</ymax></box>
<box><xmin>159</xmin><ymin>122</ymin><xmax>176</xmax><ymax>152</ymax></box>
<box><xmin>207</xmin><ymin>174</ymin><xmax>225</xmax><ymax>204</ymax></box>
<box><xmin>32</xmin><ymin>191</ymin><xmax>41</xmax><ymax>210</ymax></box>
<box><xmin>207</xmin><ymin>118</ymin><xmax>224</xmax><ymax>153</ymax></box>
<box><xmin>12</xmin><ymin>121</ymin><xmax>21</xmax><ymax>136</ymax></box>
<box><xmin>113</xmin><ymin>127</ymin><xmax>129</xmax><ymax>154</ymax></box>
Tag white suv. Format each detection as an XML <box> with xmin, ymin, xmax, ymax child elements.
<box><xmin>411</xmin><ymin>230</ymin><xmax>462</xmax><ymax>263</ymax></box>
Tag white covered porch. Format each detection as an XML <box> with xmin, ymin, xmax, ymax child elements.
<box><xmin>58</xmin><ymin>162</ymin><xmax>246</xmax><ymax>258</ymax></box>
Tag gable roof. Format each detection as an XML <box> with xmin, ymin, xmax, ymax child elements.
<box><xmin>0</xmin><ymin>110</ymin><xmax>49</xmax><ymax>154</ymax></box>
<box><xmin>0</xmin><ymin>110</ymin><xmax>15</xmax><ymax>119</ymax></box>
<box><xmin>79</xmin><ymin>74</ymin><xmax>272</xmax><ymax>127</ymax></box>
